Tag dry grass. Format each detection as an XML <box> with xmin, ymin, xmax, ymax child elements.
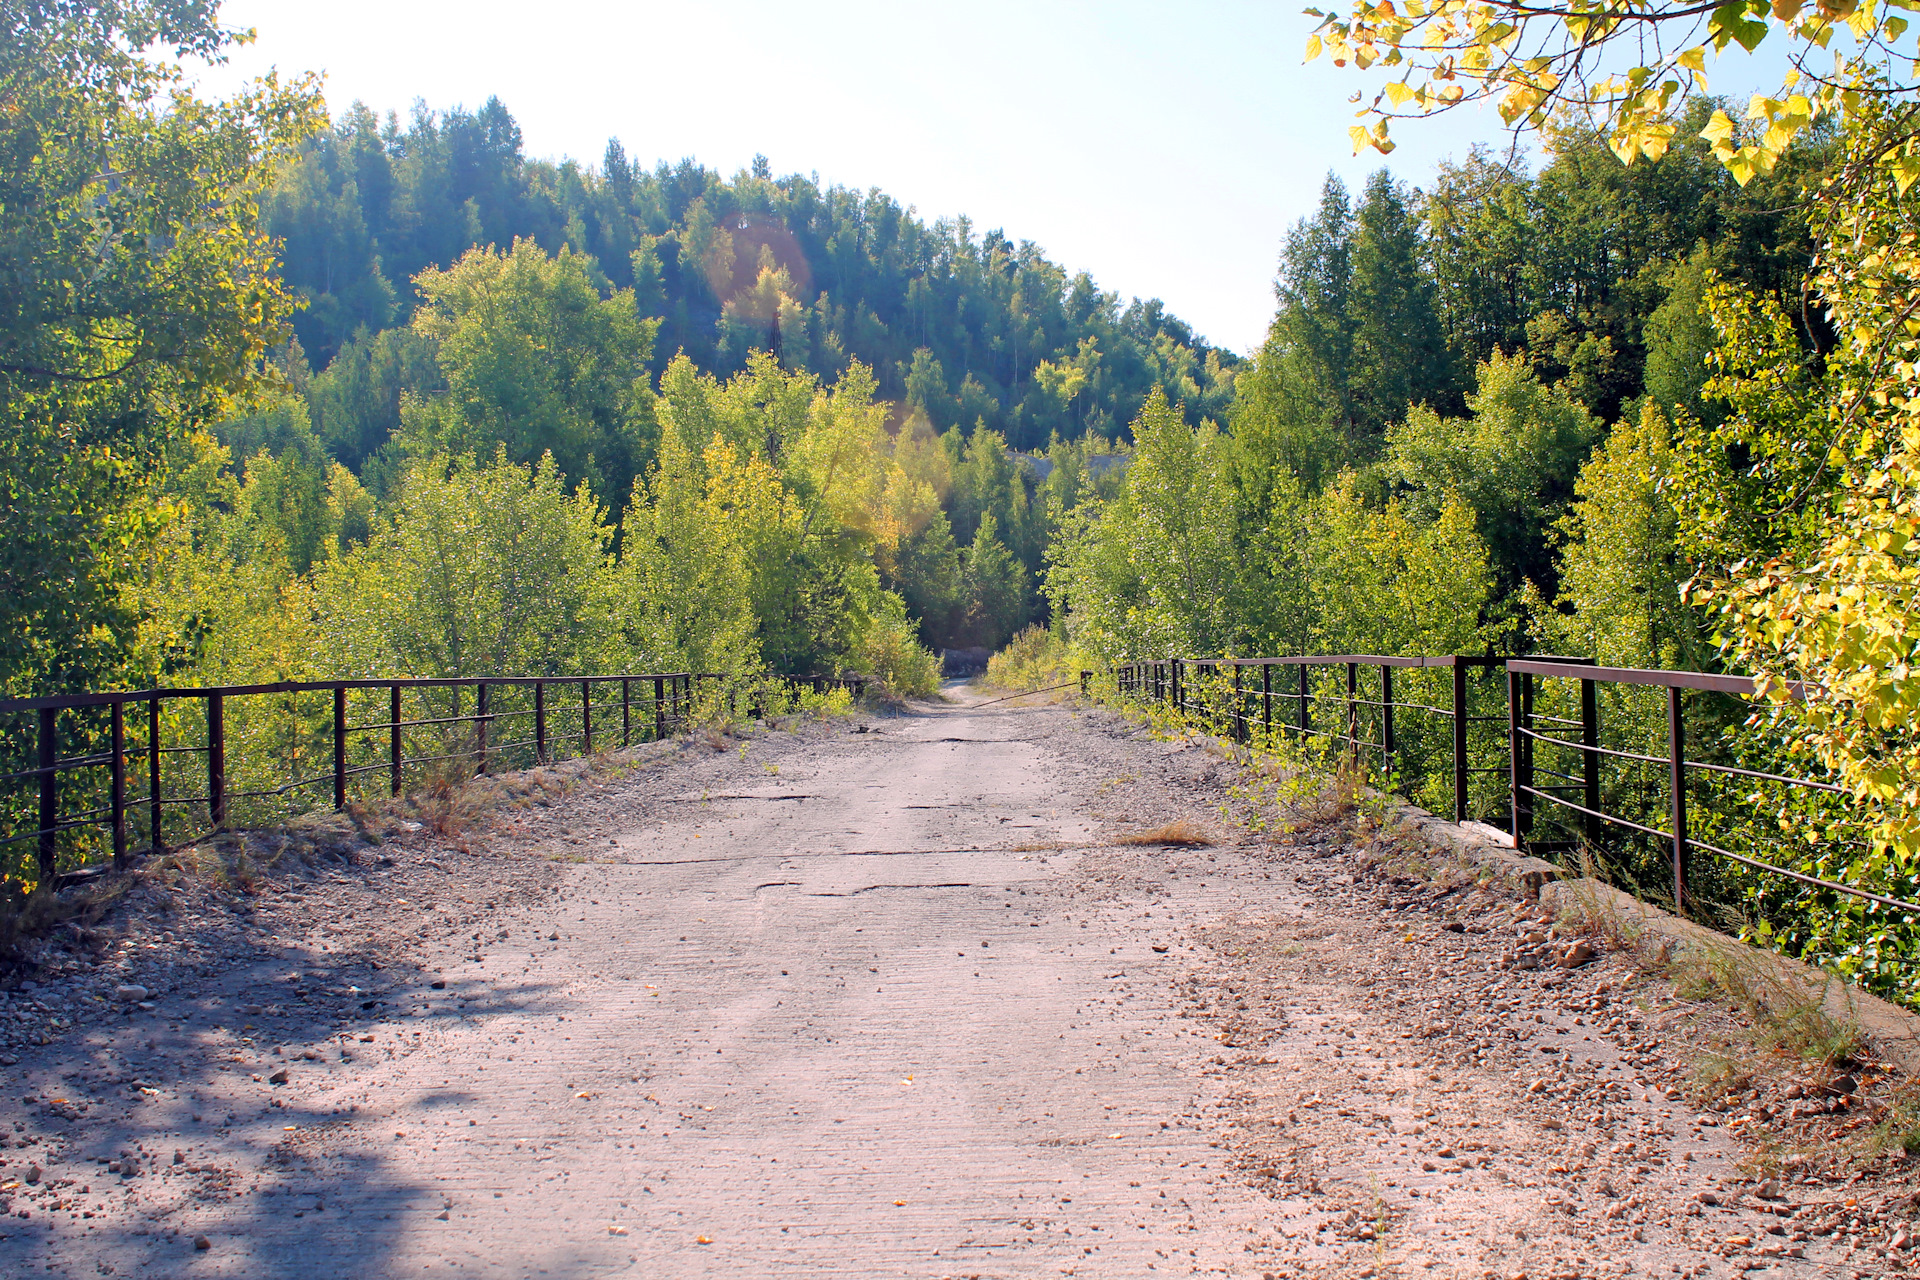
<box><xmin>1113</xmin><ymin>819</ymin><xmax>1215</xmax><ymax>848</ymax></box>
<box><xmin>0</xmin><ymin>876</ymin><xmax>133</xmax><ymax>966</ymax></box>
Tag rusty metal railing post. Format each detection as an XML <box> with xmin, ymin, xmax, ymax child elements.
<box><xmin>1507</xmin><ymin>666</ymin><xmax>1523</xmax><ymax>848</ymax></box>
<box><xmin>332</xmin><ymin>686</ymin><xmax>347</xmax><ymax>809</ymax></box>
<box><xmin>653</xmin><ymin>675</ymin><xmax>666</xmax><ymax>740</ymax></box>
<box><xmin>1521</xmin><ymin>670</ymin><xmax>1536</xmax><ymax>842</ymax></box>
<box><xmin>388</xmin><ymin>685</ymin><xmax>402</xmax><ymax>796</ymax></box>
<box><xmin>110</xmin><ymin>700</ymin><xmax>126</xmax><ymax>869</ymax></box>
<box><xmin>36</xmin><ymin>707</ymin><xmax>57</xmax><ymax>883</ymax></box>
<box><xmin>1668</xmin><ymin>685</ymin><xmax>1689</xmax><ymax>914</ymax></box>
<box><xmin>1507</xmin><ymin>668</ymin><xmax>1533</xmax><ymax>851</ymax></box>
<box><xmin>1345</xmin><ymin>661</ymin><xmax>1358</xmax><ymax>765</ymax></box>
<box><xmin>581</xmin><ymin>680</ymin><xmax>593</xmax><ymax>756</ymax></box>
<box><xmin>1380</xmin><ymin>663</ymin><xmax>1395</xmax><ymax>782</ymax></box>
<box><xmin>1452</xmin><ymin>660</ymin><xmax>1469</xmax><ymax>823</ymax></box>
<box><xmin>1261</xmin><ymin>663</ymin><xmax>1271</xmax><ymax>741</ymax></box>
<box><xmin>1581</xmin><ymin>676</ymin><xmax>1601</xmax><ymax>848</ymax></box>
<box><xmin>207</xmin><ymin>693</ymin><xmax>227</xmax><ymax>830</ymax></box>
<box><xmin>534</xmin><ymin>681</ymin><xmax>547</xmax><ymax>763</ymax></box>
<box><xmin>1298</xmin><ymin>663</ymin><xmax>1310</xmax><ymax>738</ymax></box>
<box><xmin>476</xmin><ymin>682</ymin><xmax>490</xmax><ymax>776</ymax></box>
<box><xmin>148</xmin><ymin>695</ymin><xmax>162</xmax><ymax>852</ymax></box>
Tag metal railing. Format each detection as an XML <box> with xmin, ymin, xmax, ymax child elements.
<box><xmin>0</xmin><ymin>669</ymin><xmax>865</xmax><ymax>887</ymax></box>
<box><xmin>1506</xmin><ymin>660</ymin><xmax>1919</xmax><ymax>917</ymax></box>
<box><xmin>1111</xmin><ymin>654</ymin><xmax>1920</xmax><ymax>918</ymax></box>
<box><xmin>1115</xmin><ymin>655</ymin><xmax>1585</xmax><ymax>824</ymax></box>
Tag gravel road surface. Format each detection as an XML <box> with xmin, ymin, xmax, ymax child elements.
<box><xmin>0</xmin><ymin>688</ymin><xmax>1912</xmax><ymax>1279</ymax></box>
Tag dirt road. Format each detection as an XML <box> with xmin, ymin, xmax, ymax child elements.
<box><xmin>0</xmin><ymin>691</ymin><xmax>1909</xmax><ymax>1279</ymax></box>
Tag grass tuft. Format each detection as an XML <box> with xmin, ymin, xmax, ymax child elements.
<box><xmin>1114</xmin><ymin>819</ymin><xmax>1214</xmax><ymax>847</ymax></box>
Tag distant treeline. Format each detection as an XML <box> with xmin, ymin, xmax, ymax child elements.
<box><xmin>265</xmin><ymin>96</ymin><xmax>1237</xmax><ymax>462</ymax></box>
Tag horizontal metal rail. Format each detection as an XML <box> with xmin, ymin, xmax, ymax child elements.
<box><xmin>1107</xmin><ymin>653</ymin><xmax>1908</xmax><ymax>927</ymax></box>
<box><xmin>0</xmin><ymin>669</ymin><xmax>863</xmax><ymax>886</ymax></box>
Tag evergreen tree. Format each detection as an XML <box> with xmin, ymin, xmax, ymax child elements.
<box><xmin>1347</xmin><ymin>171</ymin><xmax>1449</xmax><ymax>440</ymax></box>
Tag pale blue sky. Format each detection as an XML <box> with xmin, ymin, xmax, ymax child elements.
<box><xmin>195</xmin><ymin>1</ymin><xmax>1787</xmax><ymax>356</ymax></box>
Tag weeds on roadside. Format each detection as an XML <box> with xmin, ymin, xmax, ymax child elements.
<box><xmin>0</xmin><ymin>876</ymin><xmax>131</xmax><ymax>967</ymax></box>
<box><xmin>1114</xmin><ymin>820</ymin><xmax>1214</xmax><ymax>847</ymax></box>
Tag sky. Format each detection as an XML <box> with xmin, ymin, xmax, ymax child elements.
<box><xmin>193</xmin><ymin>0</ymin><xmax>1786</xmax><ymax>357</ymax></box>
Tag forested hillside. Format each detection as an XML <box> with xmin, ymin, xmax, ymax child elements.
<box><xmin>265</xmin><ymin>97</ymin><xmax>1235</xmax><ymax>458</ymax></box>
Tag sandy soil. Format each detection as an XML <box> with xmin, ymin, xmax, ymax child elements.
<box><xmin>0</xmin><ymin>688</ymin><xmax>1912</xmax><ymax>1279</ymax></box>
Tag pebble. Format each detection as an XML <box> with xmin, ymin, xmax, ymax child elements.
<box><xmin>113</xmin><ymin>985</ymin><xmax>149</xmax><ymax>1002</ymax></box>
<box><xmin>1556</xmin><ymin>940</ymin><xmax>1594</xmax><ymax>968</ymax></box>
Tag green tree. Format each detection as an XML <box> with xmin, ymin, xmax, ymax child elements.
<box><xmin>1532</xmin><ymin>406</ymin><xmax>1702</xmax><ymax>671</ymax></box>
<box><xmin>0</xmin><ymin>0</ymin><xmax>320</xmax><ymax>696</ymax></box>
<box><xmin>605</xmin><ymin>432</ymin><xmax>759</xmax><ymax>676</ymax></box>
<box><xmin>1640</xmin><ymin>254</ymin><xmax>1721</xmax><ymax>428</ymax></box>
<box><xmin>1307</xmin><ymin>477</ymin><xmax>1496</xmax><ymax>657</ymax></box>
<box><xmin>403</xmin><ymin>239</ymin><xmax>660</xmax><ymax>513</ymax></box>
<box><xmin>961</xmin><ymin>512</ymin><xmax>1030</xmax><ymax>650</ymax></box>
<box><xmin>1232</xmin><ymin>176</ymin><xmax>1357</xmax><ymax>500</ymax></box>
<box><xmin>307</xmin><ymin>325</ymin><xmax>442</xmax><ymax>475</ymax></box>
<box><xmin>889</xmin><ymin>512</ymin><xmax>966</xmax><ymax>649</ymax></box>
<box><xmin>1347</xmin><ymin>171</ymin><xmax>1449</xmax><ymax>440</ymax></box>
<box><xmin>1385</xmin><ymin>353</ymin><xmax>1601</xmax><ymax>604</ymax></box>
<box><xmin>314</xmin><ymin>452</ymin><xmax>611</xmax><ymax>678</ymax></box>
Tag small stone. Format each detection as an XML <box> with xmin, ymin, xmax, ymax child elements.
<box><xmin>1892</xmin><ymin>1231</ymin><xmax>1912</xmax><ymax>1251</ymax></box>
<box><xmin>193</xmin><ymin>1236</ymin><xmax>211</xmax><ymax>1251</ymax></box>
<box><xmin>120</xmin><ymin>1156</ymin><xmax>139</xmax><ymax>1178</ymax></box>
<box><xmin>1825</xmin><ymin>1073</ymin><xmax>1859</xmax><ymax>1097</ymax></box>
<box><xmin>430</xmin><ymin>980</ymin><xmax>446</xmax><ymax>990</ymax></box>
<box><xmin>434</xmin><ymin>1209</ymin><xmax>450</xmax><ymax>1221</ymax></box>
<box><xmin>1756</xmin><ymin>1179</ymin><xmax>1782</xmax><ymax>1200</ymax></box>
<box><xmin>24</xmin><ymin>1164</ymin><xmax>41</xmax><ymax>1184</ymax></box>
<box><xmin>1557</xmin><ymin>940</ymin><xmax>1595</xmax><ymax>969</ymax></box>
<box><xmin>267</xmin><ymin>1068</ymin><xmax>289</xmax><ymax>1085</ymax></box>
<box><xmin>1698</xmin><ymin>1191</ymin><xmax>1721</xmax><ymax>1206</ymax></box>
<box><xmin>113</xmin><ymin>985</ymin><xmax>149</xmax><ymax>1003</ymax></box>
